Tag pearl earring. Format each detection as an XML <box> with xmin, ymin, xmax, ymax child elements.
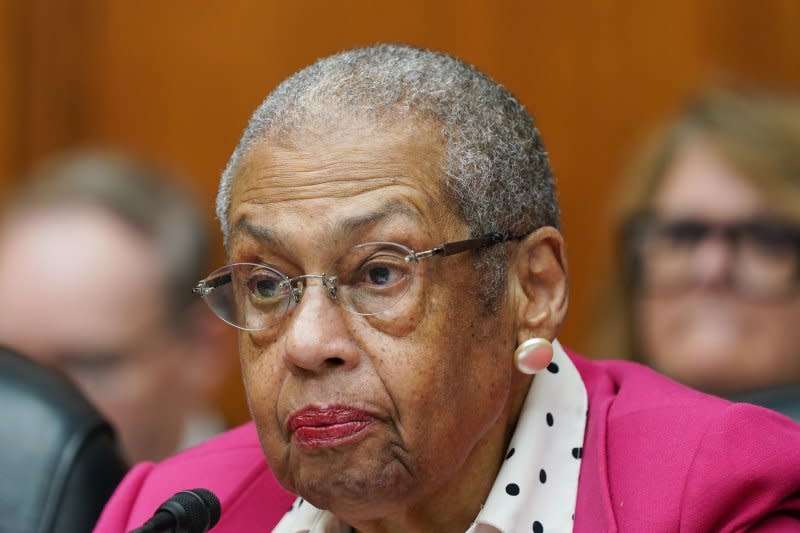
<box><xmin>514</xmin><ymin>337</ymin><xmax>554</xmax><ymax>375</ymax></box>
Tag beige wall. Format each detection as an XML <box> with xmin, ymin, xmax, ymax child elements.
<box><xmin>3</xmin><ymin>0</ymin><xmax>800</xmax><ymax>423</ymax></box>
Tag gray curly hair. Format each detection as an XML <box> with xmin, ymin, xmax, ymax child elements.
<box><xmin>217</xmin><ymin>44</ymin><xmax>559</xmax><ymax>303</ymax></box>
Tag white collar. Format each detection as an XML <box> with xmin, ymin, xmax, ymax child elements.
<box><xmin>271</xmin><ymin>340</ymin><xmax>588</xmax><ymax>533</ymax></box>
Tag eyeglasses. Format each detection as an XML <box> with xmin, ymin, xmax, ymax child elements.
<box><xmin>624</xmin><ymin>214</ymin><xmax>800</xmax><ymax>300</ymax></box>
<box><xmin>194</xmin><ymin>231</ymin><xmax>527</xmax><ymax>331</ymax></box>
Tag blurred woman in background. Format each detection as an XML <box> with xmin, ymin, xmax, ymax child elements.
<box><xmin>602</xmin><ymin>86</ymin><xmax>800</xmax><ymax>421</ymax></box>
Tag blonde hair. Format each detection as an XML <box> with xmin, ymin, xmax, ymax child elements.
<box><xmin>594</xmin><ymin>86</ymin><xmax>800</xmax><ymax>360</ymax></box>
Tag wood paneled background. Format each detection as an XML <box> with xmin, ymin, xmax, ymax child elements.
<box><xmin>2</xmin><ymin>0</ymin><xmax>799</xmax><ymax>424</ymax></box>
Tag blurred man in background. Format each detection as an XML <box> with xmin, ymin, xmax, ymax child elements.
<box><xmin>0</xmin><ymin>150</ymin><xmax>233</xmax><ymax>463</ymax></box>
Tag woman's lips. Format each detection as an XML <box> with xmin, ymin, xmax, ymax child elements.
<box><xmin>287</xmin><ymin>405</ymin><xmax>376</xmax><ymax>449</ymax></box>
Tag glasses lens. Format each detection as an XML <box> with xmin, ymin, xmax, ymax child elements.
<box><xmin>198</xmin><ymin>263</ymin><xmax>292</xmax><ymax>330</ymax></box>
<box><xmin>196</xmin><ymin>243</ymin><xmax>423</xmax><ymax>329</ymax></box>
<box><xmin>736</xmin><ymin>221</ymin><xmax>799</xmax><ymax>297</ymax></box>
<box><xmin>638</xmin><ymin>219</ymin><xmax>707</xmax><ymax>291</ymax></box>
<box><xmin>635</xmin><ymin>217</ymin><xmax>800</xmax><ymax>298</ymax></box>
<box><xmin>334</xmin><ymin>242</ymin><xmax>418</xmax><ymax>316</ymax></box>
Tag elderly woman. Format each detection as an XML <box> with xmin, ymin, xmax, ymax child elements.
<box><xmin>96</xmin><ymin>46</ymin><xmax>800</xmax><ymax>533</ymax></box>
<box><xmin>599</xmin><ymin>87</ymin><xmax>800</xmax><ymax>422</ymax></box>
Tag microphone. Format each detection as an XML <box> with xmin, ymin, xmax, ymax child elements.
<box><xmin>128</xmin><ymin>488</ymin><xmax>221</xmax><ymax>533</ymax></box>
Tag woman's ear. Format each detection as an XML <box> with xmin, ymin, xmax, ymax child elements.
<box><xmin>511</xmin><ymin>227</ymin><xmax>569</xmax><ymax>344</ymax></box>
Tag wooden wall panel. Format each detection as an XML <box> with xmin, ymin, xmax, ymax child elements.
<box><xmin>2</xmin><ymin>0</ymin><xmax>800</xmax><ymax>424</ymax></box>
<box><xmin>706</xmin><ymin>0</ymin><xmax>800</xmax><ymax>88</ymax></box>
<box><xmin>14</xmin><ymin>1</ymin><xmax>94</xmax><ymax>168</ymax></box>
<box><xmin>0</xmin><ymin>0</ymin><xmax>24</xmax><ymax>194</ymax></box>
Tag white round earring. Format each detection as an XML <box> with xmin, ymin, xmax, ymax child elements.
<box><xmin>514</xmin><ymin>337</ymin><xmax>554</xmax><ymax>375</ymax></box>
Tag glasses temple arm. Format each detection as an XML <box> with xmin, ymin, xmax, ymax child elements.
<box><xmin>193</xmin><ymin>272</ymin><xmax>232</xmax><ymax>295</ymax></box>
<box><xmin>413</xmin><ymin>231</ymin><xmax>529</xmax><ymax>260</ymax></box>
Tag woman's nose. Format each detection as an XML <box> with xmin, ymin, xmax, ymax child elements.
<box><xmin>692</xmin><ymin>235</ymin><xmax>735</xmax><ymax>287</ymax></box>
<box><xmin>281</xmin><ymin>280</ymin><xmax>360</xmax><ymax>375</ymax></box>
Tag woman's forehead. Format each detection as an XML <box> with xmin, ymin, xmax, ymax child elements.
<box><xmin>655</xmin><ymin>141</ymin><xmax>764</xmax><ymax>217</ymax></box>
<box><xmin>252</xmin><ymin>113</ymin><xmax>439</xmax><ymax>160</ymax></box>
<box><xmin>233</xmin><ymin>117</ymin><xmax>443</xmax><ymax>191</ymax></box>
<box><xmin>228</xmin><ymin>123</ymin><xmax>460</xmax><ymax>240</ymax></box>
<box><xmin>233</xmin><ymin>200</ymin><xmax>426</xmax><ymax>242</ymax></box>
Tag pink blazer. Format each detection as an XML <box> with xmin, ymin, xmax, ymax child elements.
<box><xmin>94</xmin><ymin>353</ymin><xmax>800</xmax><ymax>532</ymax></box>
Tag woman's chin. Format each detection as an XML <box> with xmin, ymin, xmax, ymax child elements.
<box><xmin>290</xmin><ymin>460</ymin><xmax>415</xmax><ymax>516</ymax></box>
<box><xmin>651</xmin><ymin>335</ymin><xmax>749</xmax><ymax>383</ymax></box>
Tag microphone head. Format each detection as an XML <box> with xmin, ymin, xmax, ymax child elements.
<box><xmin>189</xmin><ymin>489</ymin><xmax>221</xmax><ymax>529</ymax></box>
<box><xmin>158</xmin><ymin>488</ymin><xmax>221</xmax><ymax>533</ymax></box>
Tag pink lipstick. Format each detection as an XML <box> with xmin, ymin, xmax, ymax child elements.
<box><xmin>288</xmin><ymin>405</ymin><xmax>376</xmax><ymax>449</ymax></box>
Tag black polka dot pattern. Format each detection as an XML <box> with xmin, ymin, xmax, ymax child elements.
<box><xmin>404</xmin><ymin>345</ymin><xmax>583</xmax><ymax>533</ymax></box>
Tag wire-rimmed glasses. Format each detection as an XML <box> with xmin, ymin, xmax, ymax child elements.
<box><xmin>194</xmin><ymin>231</ymin><xmax>527</xmax><ymax>331</ymax></box>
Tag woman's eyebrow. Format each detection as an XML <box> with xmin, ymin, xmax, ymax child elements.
<box><xmin>233</xmin><ymin>201</ymin><xmax>424</xmax><ymax>247</ymax></box>
<box><xmin>334</xmin><ymin>202</ymin><xmax>422</xmax><ymax>237</ymax></box>
<box><xmin>233</xmin><ymin>218</ymin><xmax>283</xmax><ymax>249</ymax></box>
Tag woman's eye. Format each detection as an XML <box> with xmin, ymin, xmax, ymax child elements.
<box><xmin>663</xmin><ymin>221</ymin><xmax>709</xmax><ymax>246</ymax></box>
<box><xmin>744</xmin><ymin>224</ymin><xmax>795</xmax><ymax>256</ymax></box>
<box><xmin>336</xmin><ymin>245</ymin><xmax>416</xmax><ymax>291</ymax></box>
<box><xmin>355</xmin><ymin>256</ymin><xmax>408</xmax><ymax>288</ymax></box>
<box><xmin>248</xmin><ymin>274</ymin><xmax>283</xmax><ymax>299</ymax></box>
<box><xmin>367</xmin><ymin>266</ymin><xmax>393</xmax><ymax>285</ymax></box>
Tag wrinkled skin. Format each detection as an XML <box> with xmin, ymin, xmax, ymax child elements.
<box><xmin>227</xmin><ymin>119</ymin><xmax>567</xmax><ymax>532</ymax></box>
